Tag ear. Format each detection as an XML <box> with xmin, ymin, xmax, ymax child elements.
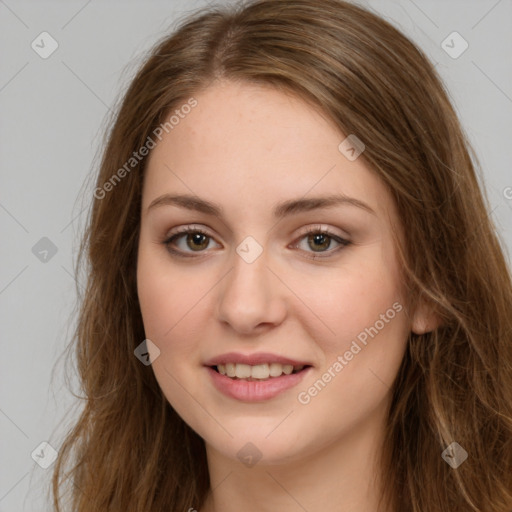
<box><xmin>411</xmin><ymin>298</ymin><xmax>442</xmax><ymax>335</ymax></box>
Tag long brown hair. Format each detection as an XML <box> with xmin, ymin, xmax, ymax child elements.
<box><xmin>51</xmin><ymin>0</ymin><xmax>512</xmax><ymax>510</ymax></box>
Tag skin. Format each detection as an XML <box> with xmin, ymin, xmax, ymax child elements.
<box><xmin>136</xmin><ymin>79</ymin><xmax>435</xmax><ymax>512</ymax></box>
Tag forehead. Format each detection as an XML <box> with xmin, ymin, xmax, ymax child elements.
<box><xmin>142</xmin><ymin>80</ymin><xmax>395</xmax><ymax>223</ymax></box>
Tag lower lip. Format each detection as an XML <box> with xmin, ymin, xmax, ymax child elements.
<box><xmin>206</xmin><ymin>366</ymin><xmax>311</xmax><ymax>402</ymax></box>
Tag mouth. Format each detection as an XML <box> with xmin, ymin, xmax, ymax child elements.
<box><xmin>209</xmin><ymin>363</ymin><xmax>311</xmax><ymax>381</ymax></box>
<box><xmin>205</xmin><ymin>362</ymin><xmax>313</xmax><ymax>402</ymax></box>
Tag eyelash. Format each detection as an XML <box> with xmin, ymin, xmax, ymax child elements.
<box><xmin>161</xmin><ymin>224</ymin><xmax>351</xmax><ymax>260</ymax></box>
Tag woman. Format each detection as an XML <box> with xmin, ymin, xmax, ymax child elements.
<box><xmin>51</xmin><ymin>0</ymin><xmax>512</xmax><ymax>511</ymax></box>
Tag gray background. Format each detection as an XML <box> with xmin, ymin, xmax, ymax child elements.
<box><xmin>1</xmin><ymin>1</ymin><xmax>511</xmax><ymax>510</ymax></box>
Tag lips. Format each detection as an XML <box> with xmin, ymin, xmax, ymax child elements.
<box><xmin>206</xmin><ymin>365</ymin><xmax>312</xmax><ymax>401</ymax></box>
<box><xmin>203</xmin><ymin>352</ymin><xmax>313</xmax><ymax>401</ymax></box>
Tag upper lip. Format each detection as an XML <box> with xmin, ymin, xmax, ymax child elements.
<box><xmin>204</xmin><ymin>352</ymin><xmax>312</xmax><ymax>367</ymax></box>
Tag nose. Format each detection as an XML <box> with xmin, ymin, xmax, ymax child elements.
<box><xmin>215</xmin><ymin>246</ymin><xmax>287</xmax><ymax>335</ymax></box>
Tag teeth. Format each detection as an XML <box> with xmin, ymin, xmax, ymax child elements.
<box><xmin>225</xmin><ymin>363</ymin><xmax>236</xmax><ymax>377</ymax></box>
<box><xmin>251</xmin><ymin>364</ymin><xmax>269</xmax><ymax>379</ymax></box>
<box><xmin>269</xmin><ymin>363</ymin><xmax>284</xmax><ymax>377</ymax></box>
<box><xmin>282</xmin><ymin>364</ymin><xmax>294</xmax><ymax>375</ymax></box>
<box><xmin>235</xmin><ymin>363</ymin><xmax>252</xmax><ymax>379</ymax></box>
<box><xmin>216</xmin><ymin>362</ymin><xmax>305</xmax><ymax>380</ymax></box>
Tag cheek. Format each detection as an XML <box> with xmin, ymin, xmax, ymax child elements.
<box><xmin>295</xmin><ymin>299</ymin><xmax>408</xmax><ymax>440</ymax></box>
<box><xmin>136</xmin><ymin>249</ymin><xmax>204</xmax><ymax>410</ymax></box>
<box><xmin>137</xmin><ymin>245</ymin><xmax>188</xmax><ymax>343</ymax></box>
<box><xmin>137</xmin><ymin>258</ymin><xmax>171</xmax><ymax>340</ymax></box>
<box><xmin>136</xmin><ymin>244</ymin><xmax>214</xmax><ymax>367</ymax></box>
<box><xmin>295</xmin><ymin>258</ymin><xmax>403</xmax><ymax>349</ymax></box>
<box><xmin>294</xmin><ymin>244</ymin><xmax>408</xmax><ymax>402</ymax></box>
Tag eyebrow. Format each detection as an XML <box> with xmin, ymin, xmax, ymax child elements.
<box><xmin>146</xmin><ymin>193</ymin><xmax>377</xmax><ymax>218</ymax></box>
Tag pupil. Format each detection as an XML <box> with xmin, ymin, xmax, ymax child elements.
<box><xmin>188</xmin><ymin>233</ymin><xmax>208</xmax><ymax>250</ymax></box>
<box><xmin>310</xmin><ymin>233</ymin><xmax>329</xmax><ymax>251</ymax></box>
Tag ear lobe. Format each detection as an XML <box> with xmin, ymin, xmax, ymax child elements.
<box><xmin>411</xmin><ymin>299</ymin><xmax>442</xmax><ymax>335</ymax></box>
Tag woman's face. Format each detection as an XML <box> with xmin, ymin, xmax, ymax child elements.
<box><xmin>137</xmin><ymin>79</ymin><xmax>412</xmax><ymax>466</ymax></box>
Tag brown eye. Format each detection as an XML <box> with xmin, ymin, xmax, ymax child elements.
<box><xmin>184</xmin><ymin>232</ymin><xmax>210</xmax><ymax>251</ymax></box>
<box><xmin>307</xmin><ymin>232</ymin><xmax>332</xmax><ymax>252</ymax></box>
<box><xmin>162</xmin><ymin>225</ymin><xmax>350</xmax><ymax>260</ymax></box>
<box><xmin>163</xmin><ymin>227</ymin><xmax>218</xmax><ymax>257</ymax></box>
<box><xmin>294</xmin><ymin>227</ymin><xmax>351</xmax><ymax>260</ymax></box>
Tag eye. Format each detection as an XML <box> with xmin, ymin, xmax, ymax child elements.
<box><xmin>292</xmin><ymin>225</ymin><xmax>351</xmax><ymax>260</ymax></box>
<box><xmin>161</xmin><ymin>224</ymin><xmax>351</xmax><ymax>259</ymax></box>
<box><xmin>162</xmin><ymin>225</ymin><xmax>218</xmax><ymax>257</ymax></box>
